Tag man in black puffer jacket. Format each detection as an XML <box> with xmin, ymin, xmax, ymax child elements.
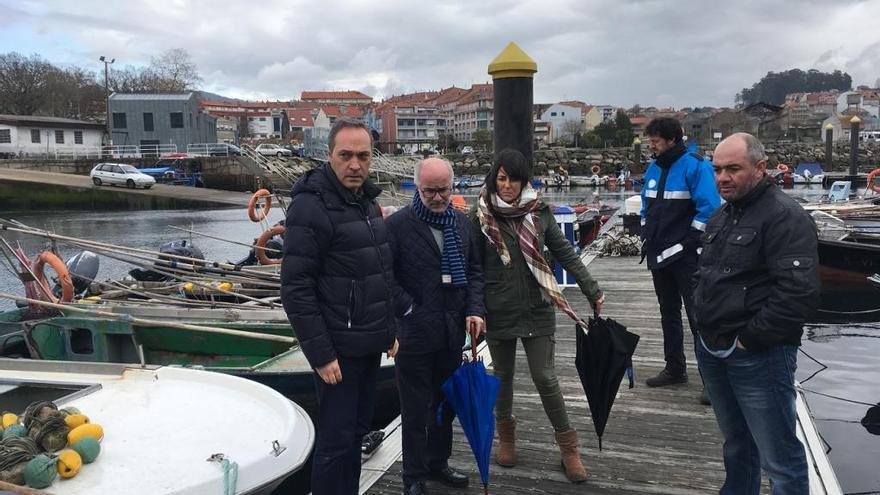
<box><xmin>281</xmin><ymin>118</ymin><xmax>410</xmax><ymax>495</ymax></box>
<box><xmin>386</xmin><ymin>158</ymin><xmax>485</xmax><ymax>495</ymax></box>
<box><xmin>694</xmin><ymin>133</ymin><xmax>819</xmax><ymax>494</ymax></box>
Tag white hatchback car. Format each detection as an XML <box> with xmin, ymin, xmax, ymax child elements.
<box><xmin>255</xmin><ymin>144</ymin><xmax>294</xmax><ymax>157</ymax></box>
<box><xmin>90</xmin><ymin>163</ymin><xmax>156</xmax><ymax>189</ymax></box>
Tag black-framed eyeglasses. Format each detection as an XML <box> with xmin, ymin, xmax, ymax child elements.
<box><xmin>420</xmin><ymin>187</ymin><xmax>452</xmax><ymax>197</ymax></box>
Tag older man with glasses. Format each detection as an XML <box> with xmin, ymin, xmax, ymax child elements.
<box><xmin>385</xmin><ymin>157</ymin><xmax>486</xmax><ymax>495</ymax></box>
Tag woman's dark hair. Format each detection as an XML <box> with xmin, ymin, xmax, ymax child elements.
<box><xmin>486</xmin><ymin>148</ymin><xmax>532</xmax><ymax>195</ymax></box>
<box><xmin>645</xmin><ymin>117</ymin><xmax>684</xmax><ymax>143</ymax></box>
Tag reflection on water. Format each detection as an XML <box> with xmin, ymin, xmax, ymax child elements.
<box><xmin>0</xmin><ymin>185</ymin><xmax>876</xmax><ymax>491</ymax></box>
<box><xmin>800</xmin><ymin>324</ymin><xmax>880</xmax><ymax>492</ymax></box>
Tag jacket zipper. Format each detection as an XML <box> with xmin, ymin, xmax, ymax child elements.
<box><xmin>347</xmin><ymin>280</ymin><xmax>355</xmax><ymax>328</ymax></box>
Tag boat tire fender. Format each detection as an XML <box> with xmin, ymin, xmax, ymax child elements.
<box><xmin>248</xmin><ymin>189</ymin><xmax>273</xmax><ymax>222</ymax></box>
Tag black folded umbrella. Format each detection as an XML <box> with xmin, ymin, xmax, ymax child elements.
<box><xmin>575</xmin><ymin>314</ymin><xmax>640</xmax><ymax>450</ymax></box>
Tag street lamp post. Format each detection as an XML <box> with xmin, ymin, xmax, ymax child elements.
<box><xmin>99</xmin><ymin>56</ymin><xmax>115</xmax><ymax>148</ymax></box>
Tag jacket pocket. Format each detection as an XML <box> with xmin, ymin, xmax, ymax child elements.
<box><xmin>725</xmin><ymin>229</ymin><xmax>758</xmax><ymax>267</ymax></box>
<box><xmin>346</xmin><ymin>279</ymin><xmax>365</xmax><ymax>328</ymax></box>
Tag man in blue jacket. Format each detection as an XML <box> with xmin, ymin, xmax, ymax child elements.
<box><xmin>281</xmin><ymin>118</ymin><xmax>409</xmax><ymax>495</ymax></box>
<box><xmin>386</xmin><ymin>158</ymin><xmax>486</xmax><ymax>495</ymax></box>
<box><xmin>640</xmin><ymin>117</ymin><xmax>720</xmax><ymax>395</ymax></box>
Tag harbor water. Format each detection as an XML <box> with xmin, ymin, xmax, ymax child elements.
<box><xmin>0</xmin><ymin>184</ymin><xmax>877</xmax><ymax>493</ymax></box>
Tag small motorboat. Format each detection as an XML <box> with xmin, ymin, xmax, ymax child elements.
<box><xmin>0</xmin><ymin>358</ymin><xmax>314</xmax><ymax>495</ymax></box>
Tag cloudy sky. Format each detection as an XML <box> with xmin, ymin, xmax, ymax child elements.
<box><xmin>3</xmin><ymin>0</ymin><xmax>880</xmax><ymax>107</ymax></box>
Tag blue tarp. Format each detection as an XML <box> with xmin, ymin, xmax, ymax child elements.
<box><xmin>795</xmin><ymin>162</ymin><xmax>823</xmax><ymax>176</ymax></box>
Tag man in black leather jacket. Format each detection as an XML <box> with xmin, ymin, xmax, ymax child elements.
<box><xmin>694</xmin><ymin>133</ymin><xmax>819</xmax><ymax>494</ymax></box>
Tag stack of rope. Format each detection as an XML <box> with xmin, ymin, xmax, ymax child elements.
<box><xmin>592</xmin><ymin>231</ymin><xmax>642</xmax><ymax>257</ymax></box>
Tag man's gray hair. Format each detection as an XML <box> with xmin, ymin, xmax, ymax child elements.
<box><xmin>414</xmin><ymin>158</ymin><xmax>454</xmax><ymax>186</ymax></box>
<box><xmin>737</xmin><ymin>132</ymin><xmax>767</xmax><ymax>164</ymax></box>
<box><xmin>328</xmin><ymin>117</ymin><xmax>372</xmax><ymax>152</ymax></box>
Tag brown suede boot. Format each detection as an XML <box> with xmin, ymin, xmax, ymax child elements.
<box><xmin>555</xmin><ymin>429</ymin><xmax>588</xmax><ymax>483</ymax></box>
<box><xmin>495</xmin><ymin>417</ymin><xmax>517</xmax><ymax>467</ymax></box>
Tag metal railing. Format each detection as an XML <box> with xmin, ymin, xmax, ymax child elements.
<box><xmin>51</xmin><ymin>144</ymin><xmax>179</xmax><ymax>160</ymax></box>
<box><xmin>238</xmin><ymin>145</ymin><xmax>299</xmax><ymax>186</ymax></box>
<box><xmin>186</xmin><ymin>143</ymin><xmax>242</xmax><ymax>157</ymax></box>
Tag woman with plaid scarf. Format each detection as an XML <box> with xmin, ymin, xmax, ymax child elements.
<box><xmin>469</xmin><ymin>148</ymin><xmax>605</xmax><ymax>483</ymax></box>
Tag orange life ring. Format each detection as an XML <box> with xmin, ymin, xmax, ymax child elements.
<box><xmin>590</xmin><ymin>165</ymin><xmax>601</xmax><ymax>175</ymax></box>
<box><xmin>248</xmin><ymin>189</ymin><xmax>273</xmax><ymax>223</ymax></box>
<box><xmin>867</xmin><ymin>167</ymin><xmax>880</xmax><ymax>194</ymax></box>
<box><xmin>776</xmin><ymin>163</ymin><xmax>789</xmax><ymax>173</ymax></box>
<box><xmin>255</xmin><ymin>225</ymin><xmax>285</xmax><ymax>265</ymax></box>
<box><xmin>32</xmin><ymin>251</ymin><xmax>73</xmax><ymax>303</ymax></box>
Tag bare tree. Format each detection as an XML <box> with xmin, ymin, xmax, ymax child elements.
<box><xmin>0</xmin><ymin>53</ymin><xmax>53</xmax><ymax>115</ymax></box>
<box><xmin>560</xmin><ymin>120</ymin><xmax>583</xmax><ymax>146</ymax></box>
<box><xmin>150</xmin><ymin>48</ymin><xmax>202</xmax><ymax>92</ymax></box>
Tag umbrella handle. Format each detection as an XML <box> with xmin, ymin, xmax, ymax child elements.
<box><xmin>469</xmin><ymin>324</ymin><xmax>478</xmax><ymax>362</ymax></box>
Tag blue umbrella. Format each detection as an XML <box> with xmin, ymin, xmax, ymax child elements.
<box><xmin>441</xmin><ymin>329</ymin><xmax>500</xmax><ymax>494</ymax></box>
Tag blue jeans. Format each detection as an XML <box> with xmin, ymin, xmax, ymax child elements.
<box><xmin>697</xmin><ymin>342</ymin><xmax>809</xmax><ymax>495</ymax></box>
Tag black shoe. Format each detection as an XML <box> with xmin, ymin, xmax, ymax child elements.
<box><xmin>645</xmin><ymin>369</ymin><xmax>688</xmax><ymax>388</ymax></box>
<box><xmin>403</xmin><ymin>481</ymin><xmax>428</xmax><ymax>495</ymax></box>
<box><xmin>428</xmin><ymin>466</ymin><xmax>469</xmax><ymax>488</ymax></box>
<box><xmin>699</xmin><ymin>387</ymin><xmax>711</xmax><ymax>405</ymax></box>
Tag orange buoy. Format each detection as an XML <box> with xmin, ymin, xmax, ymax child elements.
<box><xmin>776</xmin><ymin>163</ymin><xmax>789</xmax><ymax>174</ymax></box>
<box><xmin>451</xmin><ymin>195</ymin><xmax>468</xmax><ymax>212</ymax></box>
<box><xmin>255</xmin><ymin>225</ymin><xmax>285</xmax><ymax>265</ymax></box>
<box><xmin>867</xmin><ymin>167</ymin><xmax>880</xmax><ymax>194</ymax></box>
<box><xmin>32</xmin><ymin>251</ymin><xmax>73</xmax><ymax>303</ymax></box>
<box><xmin>590</xmin><ymin>165</ymin><xmax>601</xmax><ymax>175</ymax></box>
<box><xmin>248</xmin><ymin>189</ymin><xmax>273</xmax><ymax>223</ymax></box>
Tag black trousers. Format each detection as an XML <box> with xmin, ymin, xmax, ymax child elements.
<box><xmin>650</xmin><ymin>253</ymin><xmax>698</xmax><ymax>377</ymax></box>
<box><xmin>395</xmin><ymin>348</ymin><xmax>462</xmax><ymax>486</ymax></box>
<box><xmin>311</xmin><ymin>353</ymin><xmax>380</xmax><ymax>495</ymax></box>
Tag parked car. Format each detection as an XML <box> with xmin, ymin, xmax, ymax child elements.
<box><xmin>282</xmin><ymin>144</ymin><xmax>304</xmax><ymax>157</ymax></box>
<box><xmin>139</xmin><ymin>158</ymin><xmax>205</xmax><ymax>187</ymax></box>
<box><xmin>90</xmin><ymin>163</ymin><xmax>156</xmax><ymax>189</ymax></box>
<box><xmin>207</xmin><ymin>143</ymin><xmax>243</xmax><ymax>156</ymax></box>
<box><xmin>255</xmin><ymin>144</ymin><xmax>293</xmax><ymax>157</ymax></box>
<box><xmin>461</xmin><ymin>146</ymin><xmax>474</xmax><ymax>154</ymax></box>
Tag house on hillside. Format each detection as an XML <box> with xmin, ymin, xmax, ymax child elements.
<box><xmin>108</xmin><ymin>93</ymin><xmax>216</xmax><ymax>153</ymax></box>
<box><xmin>0</xmin><ymin>114</ymin><xmax>104</xmax><ymax>158</ymax></box>
<box><xmin>540</xmin><ymin>103</ymin><xmax>581</xmax><ymax>144</ymax></box>
<box><xmin>301</xmin><ymin>91</ymin><xmax>373</xmax><ymax>106</ymax></box>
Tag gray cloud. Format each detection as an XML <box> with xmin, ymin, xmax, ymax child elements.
<box><xmin>2</xmin><ymin>0</ymin><xmax>879</xmax><ymax>107</ymax></box>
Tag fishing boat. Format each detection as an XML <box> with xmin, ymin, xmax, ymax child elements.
<box><xmin>454</xmin><ymin>176</ymin><xmax>484</xmax><ymax>189</ymax></box>
<box><xmin>792</xmin><ymin>162</ymin><xmax>825</xmax><ymax>185</ymax></box>
<box><xmin>870</xmin><ymin>273</ymin><xmax>880</xmax><ymax>289</ymax></box>
<box><xmin>0</xmin><ymin>304</ymin><xmax>400</xmax><ymax>426</ymax></box>
<box><xmin>0</xmin><ymin>358</ymin><xmax>314</xmax><ymax>495</ymax></box>
<box><xmin>814</xmin><ymin>220</ymin><xmax>880</xmax><ymax>323</ymax></box>
<box><xmin>569</xmin><ymin>174</ymin><xmax>607</xmax><ymax>187</ymax></box>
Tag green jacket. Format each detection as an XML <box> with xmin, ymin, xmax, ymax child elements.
<box><xmin>469</xmin><ymin>204</ymin><xmax>602</xmax><ymax>340</ymax></box>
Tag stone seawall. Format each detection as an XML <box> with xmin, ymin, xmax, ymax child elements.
<box><xmin>0</xmin><ymin>156</ymin><xmax>274</xmax><ymax>192</ymax></box>
<box><xmin>444</xmin><ymin>141</ymin><xmax>880</xmax><ymax>177</ymax></box>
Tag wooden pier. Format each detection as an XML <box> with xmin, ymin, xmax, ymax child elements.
<box><xmin>361</xmin><ymin>255</ymin><xmax>839</xmax><ymax>494</ymax></box>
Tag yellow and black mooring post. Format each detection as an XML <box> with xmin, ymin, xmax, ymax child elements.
<box><xmin>824</xmin><ymin>123</ymin><xmax>833</xmax><ymax>172</ymax></box>
<box><xmin>488</xmin><ymin>42</ymin><xmax>537</xmax><ymax>165</ymax></box>
<box><xmin>849</xmin><ymin>116</ymin><xmax>861</xmax><ymax>183</ymax></box>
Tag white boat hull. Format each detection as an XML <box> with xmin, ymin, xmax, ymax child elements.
<box><xmin>0</xmin><ymin>359</ymin><xmax>314</xmax><ymax>495</ymax></box>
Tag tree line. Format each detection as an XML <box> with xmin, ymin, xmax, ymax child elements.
<box><xmin>736</xmin><ymin>68</ymin><xmax>852</xmax><ymax>106</ymax></box>
<box><xmin>0</xmin><ymin>48</ymin><xmax>202</xmax><ymax>120</ymax></box>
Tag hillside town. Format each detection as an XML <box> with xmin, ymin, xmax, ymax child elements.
<box><xmin>3</xmin><ymin>84</ymin><xmax>880</xmax><ymax>160</ymax></box>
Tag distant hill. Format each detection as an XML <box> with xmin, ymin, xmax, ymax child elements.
<box><xmin>196</xmin><ymin>91</ymin><xmax>243</xmax><ymax>102</ymax></box>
